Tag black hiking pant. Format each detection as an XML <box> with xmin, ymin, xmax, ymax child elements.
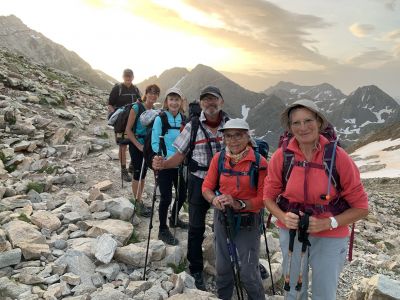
<box><xmin>187</xmin><ymin>173</ymin><xmax>211</xmax><ymax>274</ymax></box>
<box><xmin>158</xmin><ymin>168</ymin><xmax>186</xmax><ymax>229</ymax></box>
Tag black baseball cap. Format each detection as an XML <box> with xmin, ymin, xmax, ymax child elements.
<box><xmin>200</xmin><ymin>86</ymin><xmax>223</xmax><ymax>100</ymax></box>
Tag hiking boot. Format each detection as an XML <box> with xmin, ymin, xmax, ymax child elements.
<box><xmin>121</xmin><ymin>167</ymin><xmax>132</xmax><ymax>182</ymax></box>
<box><xmin>128</xmin><ymin>163</ymin><xmax>134</xmax><ymax>174</ymax></box>
<box><xmin>191</xmin><ymin>271</ymin><xmax>206</xmax><ymax>291</ymax></box>
<box><xmin>158</xmin><ymin>228</ymin><xmax>179</xmax><ymax>246</ymax></box>
<box><xmin>136</xmin><ymin>201</ymin><xmax>152</xmax><ymax>218</ymax></box>
<box><xmin>169</xmin><ymin>217</ymin><xmax>189</xmax><ymax>229</ymax></box>
<box><xmin>259</xmin><ymin>263</ymin><xmax>269</xmax><ymax>280</ymax></box>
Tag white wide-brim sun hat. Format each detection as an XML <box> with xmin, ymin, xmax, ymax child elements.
<box><xmin>218</xmin><ymin>118</ymin><xmax>250</xmax><ymax>132</ymax></box>
<box><xmin>280</xmin><ymin>99</ymin><xmax>329</xmax><ymax>130</ymax></box>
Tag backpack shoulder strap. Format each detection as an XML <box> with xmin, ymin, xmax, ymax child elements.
<box><xmin>187</xmin><ymin>116</ymin><xmax>200</xmax><ymax>159</ymax></box>
<box><xmin>132</xmin><ymin>102</ymin><xmax>146</xmax><ymax>132</ymax></box>
<box><xmin>118</xmin><ymin>83</ymin><xmax>122</xmax><ymax>97</ymax></box>
<box><xmin>159</xmin><ymin>112</ymin><xmax>170</xmax><ymax>136</ymax></box>
<box><xmin>323</xmin><ymin>142</ymin><xmax>341</xmax><ymax>191</ymax></box>
<box><xmin>216</xmin><ymin>150</ymin><xmax>226</xmax><ymax>191</ymax></box>
<box><xmin>282</xmin><ymin>146</ymin><xmax>295</xmax><ymax>190</ymax></box>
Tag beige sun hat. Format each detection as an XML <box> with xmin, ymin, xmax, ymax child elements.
<box><xmin>165</xmin><ymin>87</ymin><xmax>184</xmax><ymax>100</ymax></box>
<box><xmin>218</xmin><ymin>118</ymin><xmax>250</xmax><ymax>131</ymax></box>
<box><xmin>280</xmin><ymin>99</ymin><xmax>329</xmax><ymax>130</ymax></box>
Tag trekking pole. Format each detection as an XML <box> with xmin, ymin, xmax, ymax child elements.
<box><xmin>143</xmin><ymin>136</ymin><xmax>163</xmax><ymax>280</ymax></box>
<box><xmin>119</xmin><ymin>146</ymin><xmax>124</xmax><ymax>188</ymax></box>
<box><xmin>132</xmin><ymin>157</ymin><xmax>145</xmax><ymax>219</ymax></box>
<box><xmin>261</xmin><ymin>211</ymin><xmax>275</xmax><ymax>294</ymax></box>
<box><xmin>224</xmin><ymin>206</ymin><xmax>245</xmax><ymax>300</ymax></box>
<box><xmin>284</xmin><ymin>228</ymin><xmax>296</xmax><ymax>300</ymax></box>
<box><xmin>295</xmin><ymin>212</ymin><xmax>311</xmax><ymax>300</ymax></box>
<box><xmin>172</xmin><ymin>165</ymin><xmax>182</xmax><ymax>244</ymax></box>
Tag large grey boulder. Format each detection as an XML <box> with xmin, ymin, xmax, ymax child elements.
<box><xmin>0</xmin><ymin>248</ymin><xmax>21</xmax><ymax>268</ymax></box>
<box><xmin>114</xmin><ymin>244</ymin><xmax>152</xmax><ymax>268</ymax></box>
<box><xmin>90</xmin><ymin>288</ymin><xmax>130</xmax><ymax>300</ymax></box>
<box><xmin>54</xmin><ymin>250</ymin><xmax>96</xmax><ymax>287</ymax></box>
<box><xmin>0</xmin><ymin>276</ymin><xmax>31</xmax><ymax>299</ymax></box>
<box><xmin>136</xmin><ymin>239</ymin><xmax>166</xmax><ymax>261</ymax></box>
<box><xmin>348</xmin><ymin>274</ymin><xmax>400</xmax><ymax>300</ymax></box>
<box><xmin>104</xmin><ymin>197</ymin><xmax>134</xmax><ymax>221</ymax></box>
<box><xmin>92</xmin><ymin>233</ymin><xmax>118</xmax><ymax>264</ymax></box>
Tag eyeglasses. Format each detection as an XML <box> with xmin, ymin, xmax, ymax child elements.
<box><xmin>290</xmin><ymin>118</ymin><xmax>317</xmax><ymax>128</ymax></box>
<box><xmin>223</xmin><ymin>132</ymin><xmax>246</xmax><ymax>141</ymax></box>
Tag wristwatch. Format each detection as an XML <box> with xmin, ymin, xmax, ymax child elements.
<box><xmin>235</xmin><ymin>199</ymin><xmax>246</xmax><ymax>210</ymax></box>
<box><xmin>329</xmin><ymin>217</ymin><xmax>338</xmax><ymax>230</ymax></box>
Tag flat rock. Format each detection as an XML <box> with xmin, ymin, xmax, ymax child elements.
<box><xmin>136</xmin><ymin>239</ymin><xmax>166</xmax><ymax>261</ymax></box>
<box><xmin>114</xmin><ymin>244</ymin><xmax>152</xmax><ymax>267</ymax></box>
<box><xmin>90</xmin><ymin>288</ymin><xmax>130</xmax><ymax>300</ymax></box>
<box><xmin>61</xmin><ymin>273</ymin><xmax>81</xmax><ymax>286</ymax></box>
<box><xmin>31</xmin><ymin>210</ymin><xmax>61</xmax><ymax>232</ymax></box>
<box><xmin>19</xmin><ymin>242</ymin><xmax>51</xmax><ymax>260</ymax></box>
<box><xmin>126</xmin><ymin>280</ymin><xmax>152</xmax><ymax>297</ymax></box>
<box><xmin>3</xmin><ymin>220</ymin><xmax>46</xmax><ymax>247</ymax></box>
<box><xmin>92</xmin><ymin>180</ymin><xmax>113</xmax><ymax>191</ymax></box>
<box><xmin>0</xmin><ymin>248</ymin><xmax>21</xmax><ymax>268</ymax></box>
<box><xmin>67</xmin><ymin>238</ymin><xmax>95</xmax><ymax>258</ymax></box>
<box><xmin>0</xmin><ymin>195</ymin><xmax>31</xmax><ymax>210</ymax></box>
<box><xmin>95</xmin><ymin>263</ymin><xmax>120</xmax><ymax>281</ymax></box>
<box><xmin>85</xmin><ymin>219</ymin><xmax>133</xmax><ymax>244</ymax></box>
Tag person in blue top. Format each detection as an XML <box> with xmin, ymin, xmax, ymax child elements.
<box><xmin>152</xmin><ymin>87</ymin><xmax>188</xmax><ymax>245</ymax></box>
<box><xmin>126</xmin><ymin>84</ymin><xmax>160</xmax><ymax>217</ymax></box>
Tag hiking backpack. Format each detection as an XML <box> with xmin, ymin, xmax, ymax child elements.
<box><xmin>217</xmin><ymin>139</ymin><xmax>269</xmax><ymax>189</ymax></box>
<box><xmin>143</xmin><ymin>111</ymin><xmax>186</xmax><ymax>170</ymax></box>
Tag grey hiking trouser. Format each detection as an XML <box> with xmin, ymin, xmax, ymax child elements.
<box><xmin>279</xmin><ymin>228</ymin><xmax>348</xmax><ymax>300</ymax></box>
<box><xmin>214</xmin><ymin>209</ymin><xmax>265</xmax><ymax>300</ymax></box>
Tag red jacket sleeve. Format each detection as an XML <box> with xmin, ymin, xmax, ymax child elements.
<box><xmin>263</xmin><ymin>148</ymin><xmax>284</xmax><ymax>202</ymax></box>
<box><xmin>335</xmin><ymin>147</ymin><xmax>368</xmax><ymax>209</ymax></box>
<box><xmin>202</xmin><ymin>152</ymin><xmax>220</xmax><ymax>193</ymax></box>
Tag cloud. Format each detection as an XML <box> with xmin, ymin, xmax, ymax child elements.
<box><xmin>347</xmin><ymin>48</ymin><xmax>393</xmax><ymax>67</ymax></box>
<box><xmin>383</xmin><ymin>28</ymin><xmax>400</xmax><ymax>40</ymax></box>
<box><xmin>130</xmin><ymin>0</ymin><xmax>334</xmax><ymax>70</ymax></box>
<box><xmin>349</xmin><ymin>23</ymin><xmax>375</xmax><ymax>38</ymax></box>
<box><xmin>383</xmin><ymin>0</ymin><xmax>399</xmax><ymax>10</ymax></box>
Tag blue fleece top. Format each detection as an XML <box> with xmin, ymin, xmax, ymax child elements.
<box><xmin>132</xmin><ymin>102</ymin><xmax>146</xmax><ymax>145</ymax></box>
<box><xmin>151</xmin><ymin>110</ymin><xmax>183</xmax><ymax>159</ymax></box>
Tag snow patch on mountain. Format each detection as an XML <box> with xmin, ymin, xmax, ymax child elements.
<box><xmin>351</xmin><ymin>138</ymin><xmax>400</xmax><ymax>178</ymax></box>
<box><xmin>241</xmin><ymin>104</ymin><xmax>250</xmax><ymax>120</ymax></box>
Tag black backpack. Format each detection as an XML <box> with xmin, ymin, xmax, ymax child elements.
<box><xmin>110</xmin><ymin>84</ymin><xmax>141</xmax><ymax>135</ymax></box>
<box><xmin>143</xmin><ymin>111</ymin><xmax>185</xmax><ymax>170</ymax></box>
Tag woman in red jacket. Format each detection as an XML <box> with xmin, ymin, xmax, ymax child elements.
<box><xmin>264</xmin><ymin>99</ymin><xmax>368</xmax><ymax>300</ymax></box>
<box><xmin>202</xmin><ymin>118</ymin><xmax>267</xmax><ymax>300</ymax></box>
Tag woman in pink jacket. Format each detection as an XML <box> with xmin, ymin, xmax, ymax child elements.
<box><xmin>264</xmin><ymin>99</ymin><xmax>368</xmax><ymax>300</ymax></box>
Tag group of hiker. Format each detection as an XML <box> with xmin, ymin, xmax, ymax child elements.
<box><xmin>107</xmin><ymin>68</ymin><xmax>369</xmax><ymax>300</ymax></box>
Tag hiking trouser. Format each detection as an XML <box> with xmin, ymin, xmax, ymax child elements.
<box><xmin>128</xmin><ymin>142</ymin><xmax>148</xmax><ymax>180</ymax></box>
<box><xmin>279</xmin><ymin>228</ymin><xmax>348</xmax><ymax>300</ymax></box>
<box><xmin>187</xmin><ymin>174</ymin><xmax>210</xmax><ymax>274</ymax></box>
<box><xmin>214</xmin><ymin>209</ymin><xmax>265</xmax><ymax>300</ymax></box>
<box><xmin>158</xmin><ymin>168</ymin><xmax>186</xmax><ymax>230</ymax></box>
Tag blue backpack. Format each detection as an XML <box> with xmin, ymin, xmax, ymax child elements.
<box><xmin>217</xmin><ymin>139</ymin><xmax>269</xmax><ymax>189</ymax></box>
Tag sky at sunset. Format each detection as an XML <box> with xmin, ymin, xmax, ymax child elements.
<box><xmin>1</xmin><ymin>0</ymin><xmax>400</xmax><ymax>97</ymax></box>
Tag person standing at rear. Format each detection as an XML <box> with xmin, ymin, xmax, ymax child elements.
<box><xmin>152</xmin><ymin>86</ymin><xmax>229</xmax><ymax>290</ymax></box>
<box><xmin>264</xmin><ymin>99</ymin><xmax>369</xmax><ymax>300</ymax></box>
<box><xmin>108</xmin><ymin>68</ymin><xmax>141</xmax><ymax>182</ymax></box>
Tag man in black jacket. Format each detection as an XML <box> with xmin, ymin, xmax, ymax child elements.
<box><xmin>108</xmin><ymin>68</ymin><xmax>141</xmax><ymax>182</ymax></box>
